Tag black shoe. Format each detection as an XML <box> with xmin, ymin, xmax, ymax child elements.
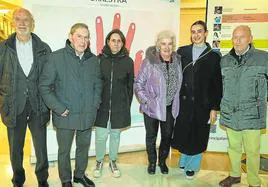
<box><xmin>219</xmin><ymin>176</ymin><xmax>241</xmax><ymax>186</ymax></box>
<box><xmin>38</xmin><ymin>181</ymin><xmax>49</xmax><ymax>187</ymax></box>
<box><xmin>147</xmin><ymin>163</ymin><xmax>156</xmax><ymax>175</ymax></box>
<box><xmin>186</xmin><ymin>170</ymin><xmax>195</xmax><ymax>180</ymax></box>
<box><xmin>73</xmin><ymin>175</ymin><xmax>95</xmax><ymax>187</ymax></box>
<box><xmin>61</xmin><ymin>182</ymin><xmax>73</xmax><ymax>187</ymax></box>
<box><xmin>13</xmin><ymin>184</ymin><xmax>23</xmax><ymax>187</ymax></box>
<box><xmin>159</xmin><ymin>162</ymin><xmax>169</xmax><ymax>174</ymax></box>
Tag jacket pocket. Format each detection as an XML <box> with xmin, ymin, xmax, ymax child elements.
<box><xmin>148</xmin><ymin>98</ymin><xmax>156</xmax><ymax>111</ymax></box>
<box><xmin>1</xmin><ymin>102</ymin><xmax>9</xmax><ymax>116</ymax></box>
<box><xmin>255</xmin><ymin>79</ymin><xmax>259</xmax><ymax>99</ymax></box>
<box><xmin>254</xmin><ymin>73</ymin><xmax>267</xmax><ymax>100</ymax></box>
<box><xmin>241</xmin><ymin>104</ymin><xmax>260</xmax><ymax>120</ymax></box>
<box><xmin>220</xmin><ymin>103</ymin><xmax>231</xmax><ymax>122</ymax></box>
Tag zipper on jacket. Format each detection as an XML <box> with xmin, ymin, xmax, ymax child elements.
<box><xmin>108</xmin><ymin>61</ymin><xmax>114</xmax><ymax>124</ymax></box>
<box><xmin>182</xmin><ymin>48</ymin><xmax>212</xmax><ymax>73</ymax></box>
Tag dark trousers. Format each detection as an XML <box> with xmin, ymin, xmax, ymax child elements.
<box><xmin>56</xmin><ymin>128</ymin><xmax>92</xmax><ymax>183</ymax></box>
<box><xmin>143</xmin><ymin>105</ymin><xmax>174</xmax><ymax>164</ymax></box>
<box><xmin>7</xmin><ymin>100</ymin><xmax>48</xmax><ymax>185</ymax></box>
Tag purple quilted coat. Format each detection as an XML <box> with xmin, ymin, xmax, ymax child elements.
<box><xmin>134</xmin><ymin>47</ymin><xmax>182</xmax><ymax>121</ymax></box>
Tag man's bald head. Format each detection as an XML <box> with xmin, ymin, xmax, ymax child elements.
<box><xmin>232</xmin><ymin>25</ymin><xmax>253</xmax><ymax>55</ymax></box>
<box><xmin>233</xmin><ymin>25</ymin><xmax>252</xmax><ymax>37</ymax></box>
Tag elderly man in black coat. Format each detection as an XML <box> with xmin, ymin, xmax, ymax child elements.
<box><xmin>39</xmin><ymin>23</ymin><xmax>102</xmax><ymax>187</ymax></box>
<box><xmin>0</xmin><ymin>8</ymin><xmax>51</xmax><ymax>187</ymax></box>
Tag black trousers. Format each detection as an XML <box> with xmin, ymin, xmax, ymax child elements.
<box><xmin>143</xmin><ymin>105</ymin><xmax>174</xmax><ymax>164</ymax></box>
<box><xmin>7</xmin><ymin>100</ymin><xmax>48</xmax><ymax>185</ymax></box>
<box><xmin>56</xmin><ymin>128</ymin><xmax>92</xmax><ymax>183</ymax></box>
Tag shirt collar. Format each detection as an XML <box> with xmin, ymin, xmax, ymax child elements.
<box><xmin>16</xmin><ymin>35</ymin><xmax>32</xmax><ymax>45</ymax></box>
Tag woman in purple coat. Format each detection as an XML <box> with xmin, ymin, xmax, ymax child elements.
<box><xmin>134</xmin><ymin>30</ymin><xmax>182</xmax><ymax>175</ymax></box>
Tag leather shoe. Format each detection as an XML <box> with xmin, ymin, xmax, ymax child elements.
<box><xmin>73</xmin><ymin>175</ymin><xmax>95</xmax><ymax>187</ymax></box>
<box><xmin>147</xmin><ymin>163</ymin><xmax>156</xmax><ymax>175</ymax></box>
<box><xmin>13</xmin><ymin>184</ymin><xmax>23</xmax><ymax>187</ymax></box>
<box><xmin>219</xmin><ymin>176</ymin><xmax>241</xmax><ymax>187</ymax></box>
<box><xmin>61</xmin><ymin>182</ymin><xmax>72</xmax><ymax>187</ymax></box>
<box><xmin>38</xmin><ymin>181</ymin><xmax>49</xmax><ymax>187</ymax></box>
<box><xmin>159</xmin><ymin>162</ymin><xmax>169</xmax><ymax>174</ymax></box>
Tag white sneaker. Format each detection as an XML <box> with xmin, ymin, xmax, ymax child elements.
<box><xmin>109</xmin><ymin>160</ymin><xmax>121</xmax><ymax>178</ymax></box>
<box><xmin>93</xmin><ymin>160</ymin><xmax>103</xmax><ymax>178</ymax></box>
<box><xmin>179</xmin><ymin>166</ymin><xmax>185</xmax><ymax>173</ymax></box>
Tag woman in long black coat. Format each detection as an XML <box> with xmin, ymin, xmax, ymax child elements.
<box><xmin>171</xmin><ymin>20</ymin><xmax>222</xmax><ymax>179</ymax></box>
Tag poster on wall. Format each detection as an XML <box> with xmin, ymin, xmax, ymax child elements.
<box><xmin>207</xmin><ymin>0</ymin><xmax>268</xmax><ymax>55</ymax></box>
<box><xmin>18</xmin><ymin>0</ymin><xmax>180</xmax><ymax>161</ymax></box>
<box><xmin>206</xmin><ymin>0</ymin><xmax>268</xmax><ymax>153</ymax></box>
<box><xmin>23</xmin><ymin>0</ymin><xmax>180</xmax><ymax>127</ymax></box>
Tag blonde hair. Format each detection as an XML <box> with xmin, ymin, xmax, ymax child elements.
<box><xmin>69</xmin><ymin>23</ymin><xmax>89</xmax><ymax>37</ymax></box>
<box><xmin>155</xmin><ymin>30</ymin><xmax>177</xmax><ymax>51</ymax></box>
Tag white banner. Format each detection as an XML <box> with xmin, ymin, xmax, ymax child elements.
<box><xmin>24</xmin><ymin>0</ymin><xmax>180</xmax><ymax>161</ymax></box>
<box><xmin>27</xmin><ymin>0</ymin><xmax>180</xmax><ymax>127</ymax></box>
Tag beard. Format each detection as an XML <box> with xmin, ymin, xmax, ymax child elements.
<box><xmin>16</xmin><ymin>27</ymin><xmax>31</xmax><ymax>37</ymax></box>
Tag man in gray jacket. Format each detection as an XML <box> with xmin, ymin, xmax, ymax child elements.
<box><xmin>39</xmin><ymin>23</ymin><xmax>102</xmax><ymax>187</ymax></box>
<box><xmin>0</xmin><ymin>8</ymin><xmax>50</xmax><ymax>187</ymax></box>
<box><xmin>219</xmin><ymin>25</ymin><xmax>268</xmax><ymax>187</ymax></box>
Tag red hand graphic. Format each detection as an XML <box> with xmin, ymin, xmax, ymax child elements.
<box><xmin>112</xmin><ymin>13</ymin><xmax>121</xmax><ymax>30</ymax></box>
<box><xmin>95</xmin><ymin>13</ymin><xmax>143</xmax><ymax>77</ymax></box>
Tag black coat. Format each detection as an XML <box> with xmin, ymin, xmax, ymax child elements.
<box><xmin>0</xmin><ymin>33</ymin><xmax>51</xmax><ymax>127</ymax></box>
<box><xmin>95</xmin><ymin>46</ymin><xmax>134</xmax><ymax>129</ymax></box>
<box><xmin>39</xmin><ymin>41</ymin><xmax>102</xmax><ymax>130</ymax></box>
<box><xmin>171</xmin><ymin>43</ymin><xmax>222</xmax><ymax>155</ymax></box>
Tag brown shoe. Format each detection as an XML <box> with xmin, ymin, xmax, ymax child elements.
<box><xmin>219</xmin><ymin>176</ymin><xmax>241</xmax><ymax>187</ymax></box>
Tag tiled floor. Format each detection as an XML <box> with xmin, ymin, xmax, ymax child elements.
<box><xmin>1</xmin><ymin>154</ymin><xmax>268</xmax><ymax>187</ymax></box>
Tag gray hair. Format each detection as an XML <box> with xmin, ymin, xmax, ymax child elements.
<box><xmin>13</xmin><ymin>8</ymin><xmax>34</xmax><ymax>23</ymax></box>
<box><xmin>155</xmin><ymin>30</ymin><xmax>177</xmax><ymax>51</ymax></box>
<box><xmin>69</xmin><ymin>23</ymin><xmax>90</xmax><ymax>37</ymax></box>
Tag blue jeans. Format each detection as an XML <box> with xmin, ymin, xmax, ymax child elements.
<box><xmin>179</xmin><ymin>153</ymin><xmax>202</xmax><ymax>172</ymax></box>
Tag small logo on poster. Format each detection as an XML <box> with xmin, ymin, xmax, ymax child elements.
<box><xmin>90</xmin><ymin>0</ymin><xmax>128</xmax><ymax>7</ymax></box>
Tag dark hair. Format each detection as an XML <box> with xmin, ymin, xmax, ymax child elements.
<box><xmin>105</xmin><ymin>29</ymin><xmax>126</xmax><ymax>47</ymax></box>
<box><xmin>191</xmin><ymin>20</ymin><xmax>207</xmax><ymax>32</ymax></box>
